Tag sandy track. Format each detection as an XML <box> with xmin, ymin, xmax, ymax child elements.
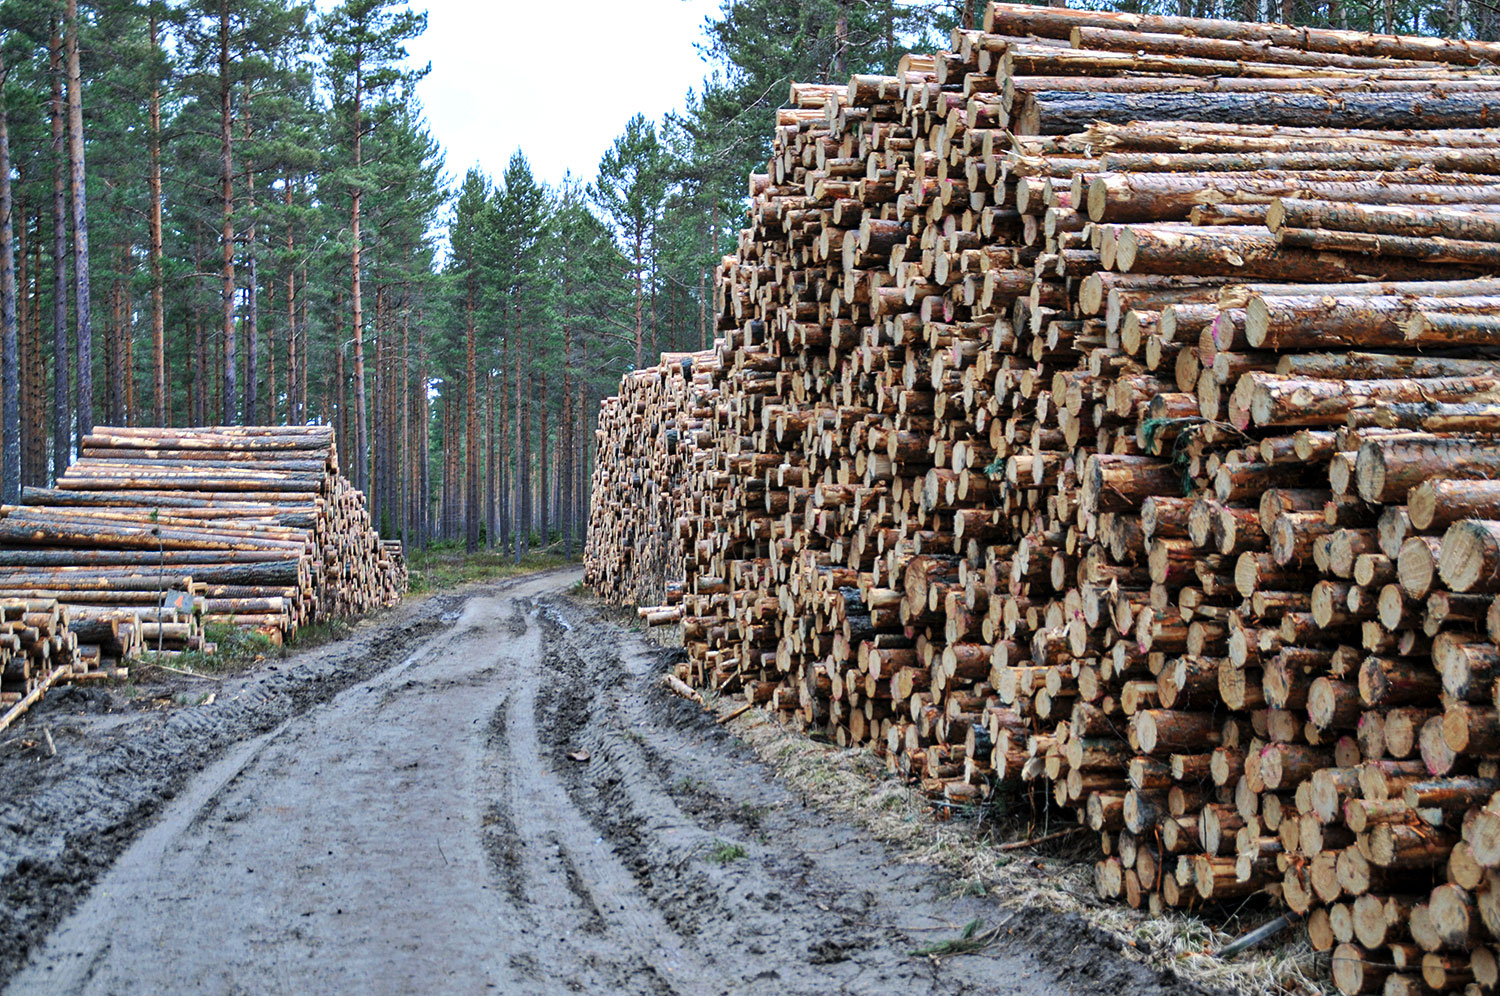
<box><xmin>4</xmin><ymin>569</ymin><xmax>1200</xmax><ymax>995</ymax></box>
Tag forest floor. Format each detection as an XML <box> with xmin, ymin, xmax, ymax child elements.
<box><xmin>0</xmin><ymin>568</ymin><xmax>1239</xmax><ymax>996</ymax></box>
<box><xmin>406</xmin><ymin>542</ymin><xmax>575</xmax><ymax>592</ymax></box>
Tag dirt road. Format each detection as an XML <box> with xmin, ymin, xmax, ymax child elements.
<box><xmin>3</xmin><ymin>569</ymin><xmax>1200</xmax><ymax>995</ymax></box>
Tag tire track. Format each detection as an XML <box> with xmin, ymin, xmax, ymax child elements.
<box><xmin>486</xmin><ymin>598</ymin><xmax>724</xmax><ymax>995</ymax></box>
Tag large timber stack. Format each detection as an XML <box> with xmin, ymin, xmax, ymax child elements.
<box><xmin>0</xmin><ymin>425</ymin><xmax>405</xmax><ymax>665</ymax></box>
<box><xmin>586</xmin><ymin>4</ymin><xmax>1500</xmax><ymax>989</ymax></box>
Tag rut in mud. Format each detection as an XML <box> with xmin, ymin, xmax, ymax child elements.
<box><xmin>2</xmin><ymin>569</ymin><xmax>1206</xmax><ymax>996</ymax></box>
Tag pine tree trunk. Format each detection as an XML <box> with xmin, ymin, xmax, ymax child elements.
<box><xmin>453</xmin><ymin>386</ymin><xmax>462</xmax><ymax>542</ymax></box>
<box><xmin>20</xmin><ymin>203</ymin><xmax>42</xmax><ymax>485</ymax></box>
<box><xmin>400</xmin><ymin>296</ymin><xmax>409</xmax><ymax>542</ymax></box>
<box><xmin>498</xmin><ymin>332</ymin><xmax>509</xmax><ymax>551</ymax></box>
<box><xmin>242</xmin><ymin>106</ymin><xmax>258</xmax><ymax>425</ymax></box>
<box><xmin>447</xmin><ymin>389</ymin><xmax>455</xmax><ymax>542</ymax></box>
<box><xmin>440</xmin><ymin>390</ymin><xmax>450</xmax><ymax>540</ymax></box>
<box><xmin>284</xmin><ymin>176</ymin><xmax>295</xmax><ymax>425</ymax></box>
<box><xmin>109</xmin><ymin>272</ymin><xmax>124</xmax><ymax>425</ymax></box>
<box><xmin>376</xmin><ymin>287</ymin><xmax>386</xmax><ymax>523</ymax></box>
<box><xmin>513</xmin><ymin>301</ymin><xmax>525</xmax><ymax>562</ymax></box>
<box><xmin>523</xmin><ymin>367</ymin><xmax>532</xmax><ymax>554</ymax></box>
<box><xmin>108</xmin><ymin>267</ymin><xmax>123</xmax><ymax>425</ymax></box>
<box><xmin>573</xmin><ymin>345</ymin><xmax>581</xmax><ymax>550</ymax></box>
<box><xmin>573</xmin><ymin>341</ymin><xmax>584</xmax><ymax>554</ymax></box>
<box><xmin>334</xmin><ymin>288</ymin><xmax>345</xmax><ymax>457</ymax></box>
<box><xmin>539</xmin><ymin>368</ymin><xmax>548</xmax><ymax>546</ymax></box>
<box><xmin>698</xmin><ymin>220</ymin><xmax>708</xmax><ymax>350</ymax></box>
<box><xmin>148</xmin><ymin>13</ymin><xmax>165</xmax><ymax>427</ymax></box>
<box><xmin>578</xmin><ymin>336</ymin><xmax>589</xmax><ymax>539</ymax></box>
<box><xmin>561</xmin><ymin>318</ymin><xmax>573</xmax><ymax>559</ymax></box>
<box><xmin>349</xmin><ymin>57</ymin><xmax>368</xmax><ymax>493</ymax></box>
<box><xmin>64</xmin><ymin>0</ymin><xmax>91</xmax><ymax>444</ymax></box>
<box><xmin>215</xmin><ymin>298</ymin><xmax>223</xmax><ymax>421</ymax></box>
<box><xmin>464</xmin><ymin>274</ymin><xmax>478</xmax><ymax>552</ymax></box>
<box><xmin>485</xmin><ymin>371</ymin><xmax>495</xmax><ymax>548</ymax></box>
<box><xmin>417</xmin><ymin>315</ymin><xmax>429</xmax><ymax>547</ymax></box>
<box><xmin>649</xmin><ymin>235</ymin><xmax>658</xmax><ymax>358</ymax></box>
<box><xmin>385</xmin><ymin>292</ymin><xmax>393</xmax><ymax>524</ymax></box>
<box><xmin>835</xmin><ymin>0</ymin><xmax>848</xmax><ymax>75</ymax></box>
<box><xmin>0</xmin><ymin>48</ymin><xmax>19</xmax><ymax>507</ymax></box>
<box><xmin>16</xmin><ymin>199</ymin><xmax>28</xmax><ymax>479</ymax></box>
<box><xmin>633</xmin><ymin>234</ymin><xmax>644</xmax><ymax>369</ymax></box>
<box><xmin>385</xmin><ymin>291</ymin><xmax>394</xmax><ymax>524</ymax></box>
<box><xmin>297</xmin><ymin>262</ymin><xmax>308</xmax><ymax>421</ymax></box>
<box><xmin>27</xmin><ymin>205</ymin><xmax>46</xmax><ymax>478</ymax></box>
<box><xmin>217</xmin><ymin>0</ymin><xmax>235</xmax><ymax>425</ymax></box>
<box><xmin>264</xmin><ymin>278</ymin><xmax>276</xmax><ymax>422</ymax></box>
<box><xmin>191</xmin><ymin>277</ymin><xmax>204</xmax><ymax>426</ymax></box>
<box><xmin>372</xmin><ymin>284</ymin><xmax>384</xmax><ymax>527</ymax></box>
<box><xmin>120</xmin><ymin>275</ymin><xmax>133</xmax><ymax>425</ymax></box>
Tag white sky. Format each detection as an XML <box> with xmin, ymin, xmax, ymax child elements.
<box><xmin>406</xmin><ymin>0</ymin><xmax>725</xmax><ymax>190</ymax></box>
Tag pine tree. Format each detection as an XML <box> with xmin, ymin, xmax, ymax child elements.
<box><xmin>320</xmin><ymin>0</ymin><xmax>427</xmax><ymax>493</ymax></box>
<box><xmin>550</xmin><ymin>181</ymin><xmax>628</xmax><ymax>556</ymax></box>
<box><xmin>450</xmin><ymin>169</ymin><xmax>485</xmax><ymax>553</ymax></box>
<box><xmin>490</xmin><ymin>153</ymin><xmax>546</xmax><ymax>561</ymax></box>
<box><xmin>593</xmin><ymin>115</ymin><xmax>666</xmax><ymax>371</ymax></box>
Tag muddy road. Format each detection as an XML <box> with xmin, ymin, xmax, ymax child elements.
<box><xmin>3</xmin><ymin>569</ymin><xmax>1202</xmax><ymax>996</ymax></box>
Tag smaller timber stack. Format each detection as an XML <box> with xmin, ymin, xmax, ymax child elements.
<box><xmin>0</xmin><ymin>425</ymin><xmax>404</xmax><ymax>661</ymax></box>
<box><xmin>381</xmin><ymin>540</ymin><xmax>408</xmax><ymax>595</ymax></box>
<box><xmin>0</xmin><ymin>598</ymin><xmax>79</xmax><ymax>733</ymax></box>
<box><xmin>585</xmin><ymin>351</ymin><xmax>720</xmax><ymax>612</ymax></box>
<box><xmin>586</xmin><ymin>4</ymin><xmax>1500</xmax><ymax>989</ymax></box>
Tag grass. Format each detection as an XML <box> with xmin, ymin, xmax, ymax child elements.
<box><xmin>708</xmin><ymin>839</ymin><xmax>748</xmax><ymax>864</ymax></box>
<box><xmin>283</xmin><ymin>617</ymin><xmax>355</xmax><ymax>651</ymax></box>
<box><xmin>718</xmin><ymin>699</ymin><xmax>1329</xmax><ymax>996</ymax></box>
<box><xmin>910</xmin><ymin>916</ymin><xmax>1013</xmax><ymax>957</ymax></box>
<box><xmin>139</xmin><ymin>617</ymin><xmax>370</xmax><ymax>679</ymax></box>
<box><xmin>136</xmin><ymin>622</ymin><xmax>279</xmax><ymax>676</ymax></box>
<box><xmin>133</xmin><ymin>614</ymin><xmax>362</xmax><ymax>683</ymax></box>
<box><xmin>738</xmin><ymin>801</ymin><xmax>769</xmax><ymax>828</ymax></box>
<box><xmin>406</xmin><ymin>543</ymin><xmax>575</xmax><ymax>593</ymax></box>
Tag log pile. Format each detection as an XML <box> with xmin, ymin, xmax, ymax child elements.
<box><xmin>0</xmin><ymin>598</ymin><xmax>79</xmax><ymax>734</ymax></box>
<box><xmin>586</xmin><ymin>352</ymin><xmax>721</xmax><ymax>612</ymax></box>
<box><xmin>586</xmin><ymin>4</ymin><xmax>1500</xmax><ymax>987</ymax></box>
<box><xmin>0</xmin><ymin>425</ymin><xmax>405</xmax><ymax>667</ymax></box>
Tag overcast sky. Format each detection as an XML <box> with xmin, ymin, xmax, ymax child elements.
<box><xmin>405</xmin><ymin>0</ymin><xmax>725</xmax><ymax>191</ymax></box>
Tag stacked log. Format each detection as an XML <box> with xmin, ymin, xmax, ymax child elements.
<box><xmin>586</xmin><ymin>352</ymin><xmax>720</xmax><ymax>611</ymax></box>
<box><xmin>0</xmin><ymin>597</ymin><xmax>80</xmax><ymax>733</ymax></box>
<box><xmin>0</xmin><ymin>425</ymin><xmax>405</xmax><ymax>664</ymax></box>
<box><xmin>585</xmin><ymin>3</ymin><xmax>1500</xmax><ymax>987</ymax></box>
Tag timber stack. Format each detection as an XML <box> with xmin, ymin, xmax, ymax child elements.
<box><xmin>0</xmin><ymin>425</ymin><xmax>405</xmax><ymax>666</ymax></box>
<box><xmin>586</xmin><ymin>3</ymin><xmax>1500</xmax><ymax>988</ymax></box>
<box><xmin>0</xmin><ymin>598</ymin><xmax>79</xmax><ymax>734</ymax></box>
<box><xmin>586</xmin><ymin>351</ymin><xmax>721</xmax><ymax>612</ymax></box>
